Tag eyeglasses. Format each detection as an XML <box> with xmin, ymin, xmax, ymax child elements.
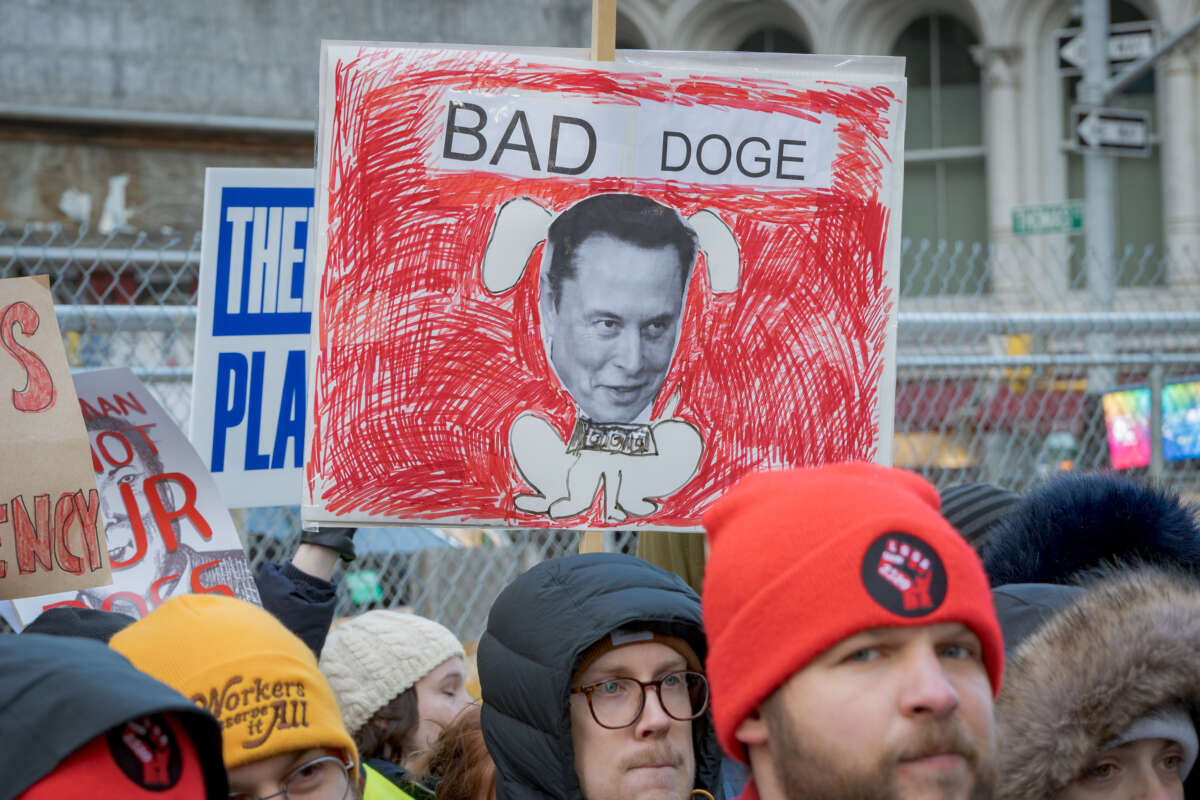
<box><xmin>571</xmin><ymin>671</ymin><xmax>709</xmax><ymax>729</ymax></box>
<box><xmin>229</xmin><ymin>755</ymin><xmax>353</xmax><ymax>800</ymax></box>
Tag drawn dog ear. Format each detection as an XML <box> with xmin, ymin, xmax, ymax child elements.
<box><xmin>688</xmin><ymin>209</ymin><xmax>740</xmax><ymax>294</ymax></box>
<box><xmin>481</xmin><ymin>197</ymin><xmax>553</xmax><ymax>295</ymax></box>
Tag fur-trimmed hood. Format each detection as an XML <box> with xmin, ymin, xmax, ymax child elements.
<box><xmin>983</xmin><ymin>473</ymin><xmax>1200</xmax><ymax>586</ymax></box>
<box><xmin>994</xmin><ymin>567</ymin><xmax>1200</xmax><ymax>799</ymax></box>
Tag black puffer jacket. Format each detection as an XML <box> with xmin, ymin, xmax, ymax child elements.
<box><xmin>478</xmin><ymin>552</ymin><xmax>724</xmax><ymax>800</ymax></box>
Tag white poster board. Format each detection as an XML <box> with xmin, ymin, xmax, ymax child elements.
<box><xmin>306</xmin><ymin>44</ymin><xmax>906</xmax><ymax>530</ymax></box>
<box><xmin>190</xmin><ymin>167</ymin><xmax>315</xmax><ymax>509</ymax></box>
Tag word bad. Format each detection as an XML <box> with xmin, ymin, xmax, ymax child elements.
<box><xmin>443</xmin><ymin>101</ymin><xmax>598</xmax><ymax>175</ymax></box>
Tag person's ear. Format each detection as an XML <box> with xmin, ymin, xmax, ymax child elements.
<box><xmin>735</xmin><ymin>708</ymin><xmax>768</xmax><ymax>746</ymax></box>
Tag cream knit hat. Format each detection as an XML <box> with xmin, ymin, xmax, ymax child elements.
<box><xmin>319</xmin><ymin>610</ymin><xmax>465</xmax><ymax>736</ymax></box>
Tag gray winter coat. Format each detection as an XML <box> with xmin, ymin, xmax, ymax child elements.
<box><xmin>477</xmin><ymin>552</ymin><xmax>725</xmax><ymax>800</ymax></box>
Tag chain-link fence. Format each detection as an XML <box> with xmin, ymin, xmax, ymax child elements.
<box><xmin>4</xmin><ymin>221</ymin><xmax>1199</xmax><ymax>640</ymax></box>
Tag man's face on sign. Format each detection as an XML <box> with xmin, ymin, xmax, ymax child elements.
<box><xmin>542</xmin><ymin>233</ymin><xmax>687</xmax><ymax>423</ymax></box>
<box><xmin>91</xmin><ymin>427</ymin><xmax>173</xmax><ymax>598</ymax></box>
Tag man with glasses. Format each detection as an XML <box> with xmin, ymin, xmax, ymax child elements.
<box><xmin>478</xmin><ymin>552</ymin><xmax>725</xmax><ymax>800</ymax></box>
<box><xmin>702</xmin><ymin>464</ymin><xmax>1005</xmax><ymax>800</ymax></box>
<box><xmin>110</xmin><ymin>594</ymin><xmax>368</xmax><ymax>800</ymax></box>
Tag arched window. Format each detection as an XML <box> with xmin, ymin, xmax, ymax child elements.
<box><xmin>736</xmin><ymin>27</ymin><xmax>809</xmax><ymax>54</ymax></box>
<box><xmin>1062</xmin><ymin>0</ymin><xmax>1162</xmax><ymax>287</ymax></box>
<box><xmin>892</xmin><ymin>13</ymin><xmax>987</xmax><ymax>295</ymax></box>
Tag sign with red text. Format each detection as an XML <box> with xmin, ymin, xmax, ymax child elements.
<box><xmin>0</xmin><ymin>275</ymin><xmax>111</xmax><ymax>600</ymax></box>
<box><xmin>306</xmin><ymin>45</ymin><xmax>906</xmax><ymax>530</ymax></box>
<box><xmin>10</xmin><ymin>368</ymin><xmax>259</xmax><ymax>626</ymax></box>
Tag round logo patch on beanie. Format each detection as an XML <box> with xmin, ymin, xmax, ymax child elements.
<box><xmin>860</xmin><ymin>533</ymin><xmax>947</xmax><ymax>617</ymax></box>
<box><xmin>105</xmin><ymin>714</ymin><xmax>184</xmax><ymax>790</ymax></box>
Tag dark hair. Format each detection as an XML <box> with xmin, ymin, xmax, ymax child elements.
<box><xmin>354</xmin><ymin>687</ymin><xmax>420</xmax><ymax>763</ymax></box>
<box><xmin>410</xmin><ymin>703</ymin><xmax>495</xmax><ymax>800</ymax></box>
<box><xmin>544</xmin><ymin>193</ymin><xmax>698</xmax><ymax>307</ymax></box>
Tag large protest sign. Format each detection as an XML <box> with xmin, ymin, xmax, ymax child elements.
<box><xmin>0</xmin><ymin>275</ymin><xmax>111</xmax><ymax>599</ymax></box>
<box><xmin>190</xmin><ymin>167</ymin><xmax>315</xmax><ymax>509</ymax></box>
<box><xmin>305</xmin><ymin>44</ymin><xmax>906</xmax><ymax>530</ymax></box>
<box><xmin>10</xmin><ymin>367</ymin><xmax>260</xmax><ymax>627</ymax></box>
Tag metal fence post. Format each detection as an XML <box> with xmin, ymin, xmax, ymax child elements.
<box><xmin>1149</xmin><ymin>354</ymin><xmax>1164</xmax><ymax>479</ymax></box>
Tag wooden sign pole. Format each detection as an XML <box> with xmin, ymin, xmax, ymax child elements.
<box><xmin>580</xmin><ymin>0</ymin><xmax>617</xmax><ymax>556</ymax></box>
<box><xmin>590</xmin><ymin>0</ymin><xmax>617</xmax><ymax>62</ymax></box>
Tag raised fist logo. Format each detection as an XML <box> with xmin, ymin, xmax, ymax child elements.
<box><xmin>861</xmin><ymin>532</ymin><xmax>947</xmax><ymax>617</ymax></box>
<box><xmin>876</xmin><ymin>538</ymin><xmax>934</xmax><ymax>611</ymax></box>
<box><xmin>123</xmin><ymin>717</ymin><xmax>173</xmax><ymax>785</ymax></box>
<box><xmin>107</xmin><ymin>713</ymin><xmax>182</xmax><ymax>789</ymax></box>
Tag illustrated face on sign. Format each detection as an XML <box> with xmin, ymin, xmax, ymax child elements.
<box><xmin>540</xmin><ymin>194</ymin><xmax>696</xmax><ymax>424</ymax></box>
<box><xmin>86</xmin><ymin>414</ymin><xmax>176</xmax><ymax>605</ymax></box>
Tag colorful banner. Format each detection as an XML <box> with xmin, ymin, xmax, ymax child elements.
<box><xmin>305</xmin><ymin>45</ymin><xmax>906</xmax><ymax>529</ymax></box>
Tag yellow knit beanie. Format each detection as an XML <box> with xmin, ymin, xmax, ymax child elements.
<box><xmin>110</xmin><ymin>594</ymin><xmax>358</xmax><ymax>776</ymax></box>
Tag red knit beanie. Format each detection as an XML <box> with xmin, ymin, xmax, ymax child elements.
<box><xmin>701</xmin><ymin>463</ymin><xmax>1004</xmax><ymax>761</ymax></box>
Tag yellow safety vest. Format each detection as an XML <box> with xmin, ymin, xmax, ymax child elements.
<box><xmin>362</xmin><ymin>763</ymin><xmax>416</xmax><ymax>800</ymax></box>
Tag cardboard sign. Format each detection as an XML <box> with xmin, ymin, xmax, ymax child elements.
<box><xmin>0</xmin><ymin>275</ymin><xmax>111</xmax><ymax>599</ymax></box>
<box><xmin>10</xmin><ymin>368</ymin><xmax>260</xmax><ymax>627</ymax></box>
<box><xmin>305</xmin><ymin>45</ymin><xmax>906</xmax><ymax>530</ymax></box>
<box><xmin>190</xmin><ymin>168</ymin><xmax>315</xmax><ymax>509</ymax></box>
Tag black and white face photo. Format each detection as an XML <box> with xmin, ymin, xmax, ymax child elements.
<box><xmin>539</xmin><ymin>194</ymin><xmax>696</xmax><ymax>424</ymax></box>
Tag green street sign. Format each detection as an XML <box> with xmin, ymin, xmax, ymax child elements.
<box><xmin>1012</xmin><ymin>201</ymin><xmax>1085</xmax><ymax>236</ymax></box>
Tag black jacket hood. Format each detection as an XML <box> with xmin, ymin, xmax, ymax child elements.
<box><xmin>0</xmin><ymin>633</ymin><xmax>227</xmax><ymax>799</ymax></box>
<box><xmin>477</xmin><ymin>552</ymin><xmax>724</xmax><ymax>800</ymax></box>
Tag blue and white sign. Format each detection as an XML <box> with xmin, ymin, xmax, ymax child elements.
<box><xmin>190</xmin><ymin>168</ymin><xmax>315</xmax><ymax>508</ymax></box>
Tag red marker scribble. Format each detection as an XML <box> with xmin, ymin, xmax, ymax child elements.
<box><xmin>310</xmin><ymin>49</ymin><xmax>897</xmax><ymax>527</ymax></box>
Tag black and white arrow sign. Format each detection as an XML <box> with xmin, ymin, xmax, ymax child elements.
<box><xmin>1073</xmin><ymin>106</ymin><xmax>1151</xmax><ymax>156</ymax></box>
<box><xmin>1056</xmin><ymin>21</ymin><xmax>1157</xmax><ymax>76</ymax></box>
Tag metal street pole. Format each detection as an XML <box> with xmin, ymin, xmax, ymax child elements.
<box><xmin>1082</xmin><ymin>0</ymin><xmax>1116</xmax><ymax>391</ymax></box>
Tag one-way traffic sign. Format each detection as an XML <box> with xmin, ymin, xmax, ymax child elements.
<box><xmin>1056</xmin><ymin>21</ymin><xmax>1157</xmax><ymax>76</ymax></box>
<box><xmin>1073</xmin><ymin>106</ymin><xmax>1151</xmax><ymax>156</ymax></box>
